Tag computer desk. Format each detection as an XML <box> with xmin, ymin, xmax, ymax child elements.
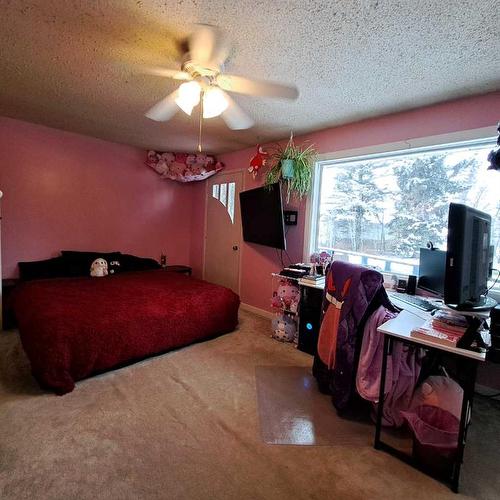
<box><xmin>374</xmin><ymin>301</ymin><xmax>486</xmax><ymax>493</ymax></box>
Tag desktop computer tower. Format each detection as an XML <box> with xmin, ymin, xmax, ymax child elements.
<box><xmin>298</xmin><ymin>286</ymin><xmax>323</xmax><ymax>355</ymax></box>
<box><xmin>488</xmin><ymin>305</ymin><xmax>500</xmax><ymax>363</ymax></box>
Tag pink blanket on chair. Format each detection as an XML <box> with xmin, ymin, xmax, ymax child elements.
<box><xmin>356</xmin><ymin>306</ymin><xmax>423</xmax><ymax>427</ymax></box>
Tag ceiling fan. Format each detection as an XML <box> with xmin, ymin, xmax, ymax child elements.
<box><xmin>144</xmin><ymin>24</ymin><xmax>299</xmax><ymax>131</ymax></box>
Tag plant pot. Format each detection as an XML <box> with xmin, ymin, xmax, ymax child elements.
<box><xmin>281</xmin><ymin>159</ymin><xmax>295</xmax><ymax>179</ymax></box>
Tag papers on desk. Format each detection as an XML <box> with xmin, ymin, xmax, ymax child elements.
<box><xmin>411</xmin><ymin>310</ymin><xmax>468</xmax><ymax>347</ymax></box>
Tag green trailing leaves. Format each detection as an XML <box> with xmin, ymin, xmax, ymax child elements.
<box><xmin>264</xmin><ymin>135</ymin><xmax>317</xmax><ymax>202</ymax></box>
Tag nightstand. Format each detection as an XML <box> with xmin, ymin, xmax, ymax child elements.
<box><xmin>163</xmin><ymin>265</ymin><xmax>192</xmax><ymax>276</ymax></box>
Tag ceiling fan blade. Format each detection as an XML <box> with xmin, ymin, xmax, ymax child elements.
<box><xmin>143</xmin><ymin>67</ymin><xmax>191</xmax><ymax>81</ymax></box>
<box><xmin>189</xmin><ymin>24</ymin><xmax>218</xmax><ymax>65</ymax></box>
<box><xmin>221</xmin><ymin>93</ymin><xmax>254</xmax><ymax>130</ymax></box>
<box><xmin>188</xmin><ymin>24</ymin><xmax>229</xmax><ymax>68</ymax></box>
<box><xmin>217</xmin><ymin>74</ymin><xmax>299</xmax><ymax>100</ymax></box>
<box><xmin>145</xmin><ymin>90</ymin><xmax>179</xmax><ymax>122</ymax></box>
<box><xmin>207</xmin><ymin>29</ymin><xmax>230</xmax><ymax>68</ymax></box>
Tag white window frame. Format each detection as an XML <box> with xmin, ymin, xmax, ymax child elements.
<box><xmin>303</xmin><ymin>126</ymin><xmax>499</xmax><ymax>299</ymax></box>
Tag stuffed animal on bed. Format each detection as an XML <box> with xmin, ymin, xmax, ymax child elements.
<box><xmin>90</xmin><ymin>258</ymin><xmax>108</xmax><ymax>277</ymax></box>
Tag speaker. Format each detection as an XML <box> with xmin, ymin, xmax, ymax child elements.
<box><xmin>298</xmin><ymin>286</ymin><xmax>323</xmax><ymax>355</ymax></box>
<box><xmin>407</xmin><ymin>275</ymin><xmax>417</xmax><ymax>295</ymax></box>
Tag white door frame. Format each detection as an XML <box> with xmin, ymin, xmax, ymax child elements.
<box><xmin>202</xmin><ymin>169</ymin><xmax>245</xmax><ymax>295</ymax></box>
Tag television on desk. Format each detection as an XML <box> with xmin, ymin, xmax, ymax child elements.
<box><xmin>444</xmin><ymin>203</ymin><xmax>496</xmax><ymax>310</ymax></box>
<box><xmin>239</xmin><ymin>183</ymin><xmax>286</xmax><ymax>250</ymax></box>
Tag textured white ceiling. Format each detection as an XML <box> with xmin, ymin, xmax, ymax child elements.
<box><xmin>1</xmin><ymin>0</ymin><xmax>499</xmax><ymax>153</ymax></box>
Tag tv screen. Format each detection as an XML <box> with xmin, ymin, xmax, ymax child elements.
<box><xmin>239</xmin><ymin>183</ymin><xmax>286</xmax><ymax>250</ymax></box>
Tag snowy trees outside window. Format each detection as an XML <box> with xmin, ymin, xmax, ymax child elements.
<box><xmin>313</xmin><ymin>141</ymin><xmax>499</xmax><ymax>277</ymax></box>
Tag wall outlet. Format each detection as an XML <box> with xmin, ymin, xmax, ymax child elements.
<box><xmin>284</xmin><ymin>210</ymin><xmax>298</xmax><ymax>226</ymax></box>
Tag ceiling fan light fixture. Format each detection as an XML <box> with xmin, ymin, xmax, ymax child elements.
<box><xmin>175</xmin><ymin>81</ymin><xmax>201</xmax><ymax>115</ymax></box>
<box><xmin>203</xmin><ymin>87</ymin><xmax>229</xmax><ymax>118</ymax></box>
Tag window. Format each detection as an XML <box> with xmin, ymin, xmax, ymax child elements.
<box><xmin>219</xmin><ymin>183</ymin><xmax>227</xmax><ymax>207</ymax></box>
<box><xmin>227</xmin><ymin>182</ymin><xmax>236</xmax><ymax>223</ymax></box>
<box><xmin>210</xmin><ymin>182</ymin><xmax>236</xmax><ymax>224</ymax></box>
<box><xmin>309</xmin><ymin>138</ymin><xmax>499</xmax><ymax>288</ymax></box>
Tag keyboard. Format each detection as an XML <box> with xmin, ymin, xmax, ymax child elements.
<box><xmin>388</xmin><ymin>292</ymin><xmax>437</xmax><ymax>312</ymax></box>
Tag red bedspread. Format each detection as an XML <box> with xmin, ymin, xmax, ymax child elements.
<box><xmin>12</xmin><ymin>270</ymin><xmax>240</xmax><ymax>394</ymax></box>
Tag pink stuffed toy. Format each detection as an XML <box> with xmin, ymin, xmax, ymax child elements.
<box><xmin>160</xmin><ymin>152</ymin><xmax>175</xmax><ymax>165</ymax></box>
<box><xmin>147</xmin><ymin>151</ymin><xmax>160</xmax><ymax>163</ymax></box>
<box><xmin>168</xmin><ymin>162</ymin><xmax>187</xmax><ymax>181</ymax></box>
<box><xmin>271</xmin><ymin>279</ymin><xmax>299</xmax><ymax>312</ymax></box>
<box><xmin>186</xmin><ymin>154</ymin><xmax>197</xmax><ymax>166</ymax></box>
<box><xmin>154</xmin><ymin>159</ymin><xmax>170</xmax><ymax>177</ymax></box>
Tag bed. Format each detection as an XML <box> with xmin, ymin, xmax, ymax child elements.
<box><xmin>12</xmin><ymin>270</ymin><xmax>240</xmax><ymax>394</ymax></box>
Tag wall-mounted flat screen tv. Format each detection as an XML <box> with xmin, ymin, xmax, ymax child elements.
<box><xmin>239</xmin><ymin>183</ymin><xmax>286</xmax><ymax>250</ymax></box>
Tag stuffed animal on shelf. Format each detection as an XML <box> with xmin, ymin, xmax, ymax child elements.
<box><xmin>145</xmin><ymin>150</ymin><xmax>224</xmax><ymax>182</ymax></box>
<box><xmin>272</xmin><ymin>313</ymin><xmax>297</xmax><ymax>342</ymax></box>
<box><xmin>271</xmin><ymin>278</ymin><xmax>300</xmax><ymax>312</ymax></box>
<box><xmin>248</xmin><ymin>145</ymin><xmax>268</xmax><ymax>179</ymax></box>
<box><xmin>90</xmin><ymin>258</ymin><xmax>108</xmax><ymax>277</ymax></box>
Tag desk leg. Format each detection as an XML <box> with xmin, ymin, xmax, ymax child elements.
<box><xmin>374</xmin><ymin>334</ymin><xmax>390</xmax><ymax>449</ymax></box>
<box><xmin>451</xmin><ymin>358</ymin><xmax>478</xmax><ymax>493</ymax></box>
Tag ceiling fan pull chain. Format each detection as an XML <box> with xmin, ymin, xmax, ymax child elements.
<box><xmin>198</xmin><ymin>93</ymin><xmax>204</xmax><ymax>152</ymax></box>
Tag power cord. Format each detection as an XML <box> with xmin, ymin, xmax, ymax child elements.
<box><xmin>275</xmin><ymin>248</ymin><xmax>285</xmax><ymax>268</ymax></box>
<box><xmin>282</xmin><ymin>248</ymin><xmax>293</xmax><ymax>266</ymax></box>
<box><xmin>486</xmin><ymin>268</ymin><xmax>499</xmax><ymax>295</ymax></box>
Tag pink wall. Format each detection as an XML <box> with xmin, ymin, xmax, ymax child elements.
<box><xmin>0</xmin><ymin>117</ymin><xmax>195</xmax><ymax>278</ymax></box>
<box><xmin>192</xmin><ymin>91</ymin><xmax>500</xmax><ymax>311</ymax></box>
<box><xmin>3</xmin><ymin>91</ymin><xmax>499</xmax><ymax>297</ymax></box>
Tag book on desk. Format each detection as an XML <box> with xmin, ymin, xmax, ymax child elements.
<box><xmin>410</xmin><ymin>310</ymin><xmax>470</xmax><ymax>347</ymax></box>
<box><xmin>411</xmin><ymin>319</ymin><xmax>464</xmax><ymax>347</ymax></box>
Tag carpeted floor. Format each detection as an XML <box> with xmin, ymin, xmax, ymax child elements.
<box><xmin>0</xmin><ymin>309</ymin><xmax>498</xmax><ymax>500</ymax></box>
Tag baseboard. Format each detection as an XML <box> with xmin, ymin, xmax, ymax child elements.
<box><xmin>240</xmin><ymin>302</ymin><xmax>274</xmax><ymax>320</ymax></box>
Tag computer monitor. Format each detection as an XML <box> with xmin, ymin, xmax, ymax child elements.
<box><xmin>444</xmin><ymin>203</ymin><xmax>496</xmax><ymax>310</ymax></box>
<box><xmin>418</xmin><ymin>248</ymin><xmax>446</xmax><ymax>296</ymax></box>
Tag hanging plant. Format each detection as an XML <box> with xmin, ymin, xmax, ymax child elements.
<box><xmin>264</xmin><ymin>133</ymin><xmax>316</xmax><ymax>201</ymax></box>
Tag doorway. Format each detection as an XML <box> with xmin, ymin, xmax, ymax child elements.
<box><xmin>204</xmin><ymin>171</ymin><xmax>243</xmax><ymax>293</ymax></box>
